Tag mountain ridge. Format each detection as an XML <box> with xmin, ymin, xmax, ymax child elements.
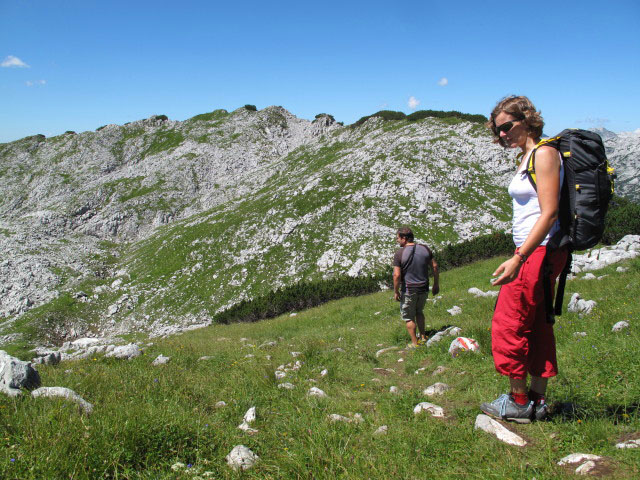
<box><xmin>0</xmin><ymin>106</ymin><xmax>637</xmax><ymax>347</ymax></box>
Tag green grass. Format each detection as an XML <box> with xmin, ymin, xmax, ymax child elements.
<box><xmin>2</xmin><ymin>255</ymin><xmax>638</xmax><ymax>478</ymax></box>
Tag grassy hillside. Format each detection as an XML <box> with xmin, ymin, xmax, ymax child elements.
<box><xmin>2</xmin><ymin>254</ymin><xmax>638</xmax><ymax>479</ymax></box>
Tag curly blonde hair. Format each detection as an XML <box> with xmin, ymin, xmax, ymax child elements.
<box><xmin>486</xmin><ymin>95</ymin><xmax>544</xmax><ymax>147</ymax></box>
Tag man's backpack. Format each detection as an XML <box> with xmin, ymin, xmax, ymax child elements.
<box><xmin>527</xmin><ymin>129</ymin><xmax>616</xmax><ymax>318</ymax></box>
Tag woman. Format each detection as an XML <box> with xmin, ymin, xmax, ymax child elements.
<box><xmin>480</xmin><ymin>95</ymin><xmax>568</xmax><ymax>423</ymax></box>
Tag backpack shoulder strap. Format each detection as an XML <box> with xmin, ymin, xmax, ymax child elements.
<box><xmin>401</xmin><ymin>244</ymin><xmax>417</xmax><ymax>275</ymax></box>
<box><xmin>526</xmin><ymin>135</ymin><xmax>562</xmax><ymax>191</ymax></box>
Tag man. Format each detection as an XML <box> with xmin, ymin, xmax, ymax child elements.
<box><xmin>393</xmin><ymin>227</ymin><xmax>440</xmax><ymax>347</ymax></box>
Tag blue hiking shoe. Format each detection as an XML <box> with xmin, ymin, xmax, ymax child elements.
<box><xmin>480</xmin><ymin>394</ymin><xmax>534</xmax><ymax>424</ymax></box>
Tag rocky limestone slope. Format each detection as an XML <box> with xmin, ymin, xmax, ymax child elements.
<box><xmin>0</xmin><ymin>107</ymin><xmax>636</xmax><ymax>346</ymax></box>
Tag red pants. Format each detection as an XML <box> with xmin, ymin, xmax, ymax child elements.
<box><xmin>491</xmin><ymin>246</ymin><xmax>568</xmax><ymax>379</ymax></box>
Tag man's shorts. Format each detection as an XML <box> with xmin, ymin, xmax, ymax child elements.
<box><xmin>400</xmin><ymin>291</ymin><xmax>428</xmax><ymax>322</ymax></box>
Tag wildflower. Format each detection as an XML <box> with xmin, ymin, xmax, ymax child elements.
<box><xmin>187</xmin><ymin>463</ymin><xmax>193</xmax><ymax>468</ymax></box>
<box><xmin>10</xmin><ymin>459</ymin><xmax>15</xmax><ymax>463</ymax></box>
<box><xmin>577</xmin><ymin>420</ymin><xmax>582</xmax><ymax>424</ymax></box>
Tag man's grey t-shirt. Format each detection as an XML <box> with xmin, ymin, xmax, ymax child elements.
<box><xmin>393</xmin><ymin>244</ymin><xmax>432</xmax><ymax>293</ymax></box>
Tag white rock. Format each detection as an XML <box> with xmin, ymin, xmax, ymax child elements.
<box><xmin>413</xmin><ymin>402</ymin><xmax>445</xmax><ymax>417</ymax></box>
<box><xmin>290</xmin><ymin>351</ymin><xmax>302</xmax><ymax>357</ymax></box>
<box><xmin>616</xmin><ymin>266</ymin><xmax>629</xmax><ymax>273</ymax></box>
<box><xmin>308</xmin><ymin>387</ymin><xmax>327</xmax><ymax>398</ymax></box>
<box><xmin>375</xmin><ymin>346</ymin><xmax>399</xmax><ymax>358</ymax></box>
<box><xmin>423</xmin><ymin>383</ymin><xmax>450</xmax><ymax>396</ymax></box>
<box><xmin>557</xmin><ymin>453</ymin><xmax>602</xmax><ymax>465</ymax></box>
<box><xmin>616</xmin><ymin>439</ymin><xmax>640</xmax><ymax>449</ymax></box>
<box><xmin>1</xmin><ymin>350</ymin><xmax>41</xmax><ymax>397</ymax></box>
<box><xmin>612</xmin><ymin>321</ymin><xmax>629</xmax><ymax>332</ymax></box>
<box><xmin>289</xmin><ymin>312</ymin><xmax>297</xmax><ymax>317</ymax></box>
<box><xmin>198</xmin><ymin>356</ymin><xmax>214</xmax><ymax>361</ymax></box>
<box><xmin>320</xmin><ymin>369</ymin><xmax>328</xmax><ymax>377</ymax></box>
<box><xmin>567</xmin><ymin>293</ymin><xmax>597</xmax><ymax>315</ymax></box>
<box><xmin>152</xmin><ymin>354</ymin><xmax>170</xmax><ymax>366</ymax></box>
<box><xmin>374</xmin><ymin>425</ymin><xmax>388</xmax><ymax>435</ymax></box>
<box><xmin>414</xmin><ymin>367</ymin><xmax>427</xmax><ymax>375</ymax></box>
<box><xmin>237</xmin><ymin>422</ymin><xmax>258</xmax><ymax>434</ymax></box>
<box><xmin>448</xmin><ymin>337</ymin><xmax>480</xmax><ymax>357</ymax></box>
<box><xmin>432</xmin><ymin>366</ymin><xmax>447</xmax><ymax>376</ymax></box>
<box><xmin>447</xmin><ymin>306</ymin><xmax>462</xmax><ymax>316</ymax></box>
<box><xmin>583</xmin><ymin>273</ymin><xmax>596</xmax><ymax>280</ymax></box>
<box><xmin>397</xmin><ymin>358</ymin><xmax>404</xmax><ymax>363</ymax></box>
<box><xmin>468</xmin><ymin>287</ymin><xmax>499</xmax><ymax>298</ymax></box>
<box><xmin>31</xmin><ymin>387</ymin><xmax>93</xmax><ymax>414</ymax></box>
<box><xmin>275</xmin><ymin>370</ymin><xmax>286</xmax><ymax>379</ymax></box>
<box><xmin>573</xmin><ymin>332</ymin><xmax>588</xmax><ymax>338</ymax></box>
<box><xmin>352</xmin><ymin>413</ymin><xmax>364</xmax><ymax>423</ymax></box>
<box><xmin>215</xmin><ymin>401</ymin><xmax>227</xmax><ymax>408</ymax></box>
<box><xmin>278</xmin><ymin>382</ymin><xmax>295</xmax><ymax>390</ymax></box>
<box><xmin>328</xmin><ymin>414</ymin><xmax>350</xmax><ymax>423</ymax></box>
<box><xmin>575</xmin><ymin>461</ymin><xmax>597</xmax><ymax>475</ymax></box>
<box><xmin>474</xmin><ymin>414</ymin><xmax>526</xmax><ymax>447</ymax></box>
<box><xmin>243</xmin><ymin>406</ymin><xmax>256</xmax><ymax>424</ymax></box>
<box><xmin>105</xmin><ymin>344</ymin><xmax>141</xmax><ymax>360</ymax></box>
<box><xmin>389</xmin><ymin>386</ymin><xmax>399</xmax><ymax>394</ymax></box>
<box><xmin>226</xmin><ymin>445</ymin><xmax>259</xmax><ymax>471</ymax></box>
<box><xmin>259</xmin><ymin>341</ymin><xmax>277</xmax><ymax>348</ymax></box>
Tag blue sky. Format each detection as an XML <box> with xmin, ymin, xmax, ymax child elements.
<box><xmin>1</xmin><ymin>0</ymin><xmax>639</xmax><ymax>142</ymax></box>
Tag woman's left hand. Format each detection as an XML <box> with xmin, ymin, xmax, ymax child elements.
<box><xmin>491</xmin><ymin>256</ymin><xmax>522</xmax><ymax>286</ymax></box>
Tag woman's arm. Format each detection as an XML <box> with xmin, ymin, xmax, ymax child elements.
<box><xmin>492</xmin><ymin>146</ymin><xmax>561</xmax><ymax>285</ymax></box>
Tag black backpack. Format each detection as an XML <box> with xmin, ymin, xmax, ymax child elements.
<box><xmin>527</xmin><ymin>129</ymin><xmax>615</xmax><ymax>318</ymax></box>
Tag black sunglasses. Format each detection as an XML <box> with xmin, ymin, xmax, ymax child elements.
<box><xmin>495</xmin><ymin>120</ymin><xmax>519</xmax><ymax>135</ymax></box>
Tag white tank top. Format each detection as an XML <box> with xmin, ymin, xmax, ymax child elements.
<box><xmin>508</xmin><ymin>151</ymin><xmax>564</xmax><ymax>247</ymax></box>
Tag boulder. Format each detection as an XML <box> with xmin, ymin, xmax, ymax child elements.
<box><xmin>474</xmin><ymin>414</ymin><xmax>526</xmax><ymax>446</ymax></box>
<box><xmin>567</xmin><ymin>293</ymin><xmax>597</xmax><ymax>315</ymax></box>
<box><xmin>612</xmin><ymin>321</ymin><xmax>630</xmax><ymax>332</ymax></box>
<box><xmin>31</xmin><ymin>386</ymin><xmax>93</xmax><ymax>414</ymax></box>
<box><xmin>0</xmin><ymin>350</ymin><xmax>41</xmax><ymax>397</ymax></box>
<box><xmin>413</xmin><ymin>402</ymin><xmax>445</xmax><ymax>417</ymax></box>
<box><xmin>152</xmin><ymin>354</ymin><xmax>170</xmax><ymax>366</ymax></box>
<box><xmin>308</xmin><ymin>387</ymin><xmax>327</xmax><ymax>398</ymax></box>
<box><xmin>226</xmin><ymin>445</ymin><xmax>259</xmax><ymax>471</ymax></box>
<box><xmin>423</xmin><ymin>383</ymin><xmax>450</xmax><ymax>396</ymax></box>
<box><xmin>105</xmin><ymin>344</ymin><xmax>141</xmax><ymax>360</ymax></box>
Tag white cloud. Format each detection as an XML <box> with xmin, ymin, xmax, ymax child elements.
<box><xmin>438</xmin><ymin>77</ymin><xmax>448</xmax><ymax>86</ymax></box>
<box><xmin>576</xmin><ymin>117</ymin><xmax>610</xmax><ymax>125</ymax></box>
<box><xmin>408</xmin><ymin>96</ymin><xmax>420</xmax><ymax>110</ymax></box>
<box><xmin>26</xmin><ymin>80</ymin><xmax>46</xmax><ymax>87</ymax></box>
<box><xmin>1</xmin><ymin>55</ymin><xmax>29</xmax><ymax>68</ymax></box>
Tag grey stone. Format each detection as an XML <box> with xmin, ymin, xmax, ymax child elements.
<box><xmin>557</xmin><ymin>453</ymin><xmax>602</xmax><ymax>465</ymax></box>
<box><xmin>612</xmin><ymin>321</ymin><xmax>630</xmax><ymax>332</ymax></box>
<box><xmin>152</xmin><ymin>354</ymin><xmax>170</xmax><ymax>366</ymax></box>
<box><xmin>31</xmin><ymin>386</ymin><xmax>93</xmax><ymax>414</ymax></box>
<box><xmin>105</xmin><ymin>343</ymin><xmax>141</xmax><ymax>360</ymax></box>
<box><xmin>423</xmin><ymin>383</ymin><xmax>450</xmax><ymax>396</ymax></box>
<box><xmin>474</xmin><ymin>414</ymin><xmax>526</xmax><ymax>446</ymax></box>
<box><xmin>226</xmin><ymin>445</ymin><xmax>259</xmax><ymax>471</ymax></box>
<box><xmin>413</xmin><ymin>402</ymin><xmax>445</xmax><ymax>417</ymax></box>
<box><xmin>0</xmin><ymin>350</ymin><xmax>41</xmax><ymax>396</ymax></box>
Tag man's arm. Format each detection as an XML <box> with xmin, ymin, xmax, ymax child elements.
<box><xmin>430</xmin><ymin>257</ymin><xmax>440</xmax><ymax>295</ymax></box>
<box><xmin>393</xmin><ymin>266</ymin><xmax>402</xmax><ymax>301</ymax></box>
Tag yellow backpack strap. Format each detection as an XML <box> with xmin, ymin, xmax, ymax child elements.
<box><xmin>526</xmin><ymin>137</ymin><xmax>561</xmax><ymax>191</ymax></box>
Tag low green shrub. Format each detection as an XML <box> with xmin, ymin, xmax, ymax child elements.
<box><xmin>433</xmin><ymin>232</ymin><xmax>513</xmax><ymax>271</ymax></box>
<box><xmin>407</xmin><ymin>109</ymin><xmax>487</xmax><ymax>124</ymax></box>
<box><xmin>351</xmin><ymin>110</ymin><xmax>407</xmax><ymax>127</ymax></box>
<box><xmin>602</xmin><ymin>195</ymin><xmax>640</xmax><ymax>244</ymax></box>
<box><xmin>214</xmin><ymin>232</ymin><xmax>515</xmax><ymax>324</ymax></box>
<box><xmin>244</xmin><ymin>104</ymin><xmax>257</xmax><ymax>112</ymax></box>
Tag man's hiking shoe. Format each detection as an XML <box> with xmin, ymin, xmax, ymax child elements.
<box><xmin>480</xmin><ymin>394</ymin><xmax>534</xmax><ymax>424</ymax></box>
<box><xmin>534</xmin><ymin>400</ymin><xmax>549</xmax><ymax>421</ymax></box>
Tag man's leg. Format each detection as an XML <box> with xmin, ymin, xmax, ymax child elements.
<box><xmin>415</xmin><ymin>312</ymin><xmax>426</xmax><ymax>340</ymax></box>
<box><xmin>405</xmin><ymin>319</ymin><xmax>419</xmax><ymax>346</ymax></box>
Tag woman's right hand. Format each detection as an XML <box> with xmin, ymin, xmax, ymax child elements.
<box><xmin>491</xmin><ymin>256</ymin><xmax>522</xmax><ymax>286</ymax></box>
